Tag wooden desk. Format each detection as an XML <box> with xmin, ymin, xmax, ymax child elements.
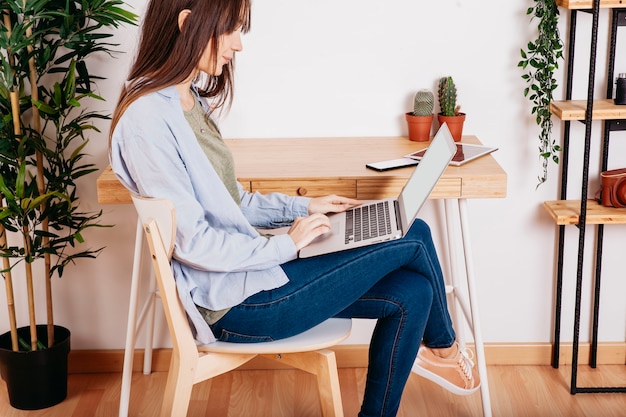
<box><xmin>97</xmin><ymin>136</ymin><xmax>506</xmax><ymax>204</ymax></box>
<box><xmin>101</xmin><ymin>135</ymin><xmax>506</xmax><ymax>417</ymax></box>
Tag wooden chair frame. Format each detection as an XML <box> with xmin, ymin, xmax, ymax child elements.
<box><xmin>130</xmin><ymin>195</ymin><xmax>351</xmax><ymax>417</ymax></box>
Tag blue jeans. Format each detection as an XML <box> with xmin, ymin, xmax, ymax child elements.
<box><xmin>210</xmin><ymin>219</ymin><xmax>456</xmax><ymax>417</ymax></box>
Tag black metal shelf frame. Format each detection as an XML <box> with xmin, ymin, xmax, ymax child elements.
<box><xmin>550</xmin><ymin>1</ymin><xmax>626</xmax><ymax>395</ymax></box>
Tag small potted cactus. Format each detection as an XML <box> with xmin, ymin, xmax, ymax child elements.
<box><xmin>437</xmin><ymin>76</ymin><xmax>465</xmax><ymax>142</ymax></box>
<box><xmin>405</xmin><ymin>89</ymin><xmax>434</xmax><ymax>142</ymax></box>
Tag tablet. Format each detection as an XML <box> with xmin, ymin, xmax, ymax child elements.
<box><xmin>405</xmin><ymin>143</ymin><xmax>498</xmax><ymax>166</ymax></box>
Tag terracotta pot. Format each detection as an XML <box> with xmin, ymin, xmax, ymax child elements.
<box><xmin>437</xmin><ymin>113</ymin><xmax>466</xmax><ymax>142</ymax></box>
<box><xmin>405</xmin><ymin>113</ymin><xmax>434</xmax><ymax>142</ymax></box>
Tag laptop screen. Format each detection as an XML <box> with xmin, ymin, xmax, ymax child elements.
<box><xmin>397</xmin><ymin>123</ymin><xmax>457</xmax><ymax>229</ymax></box>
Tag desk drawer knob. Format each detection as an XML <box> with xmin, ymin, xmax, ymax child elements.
<box><xmin>297</xmin><ymin>187</ymin><xmax>308</xmax><ymax>196</ymax></box>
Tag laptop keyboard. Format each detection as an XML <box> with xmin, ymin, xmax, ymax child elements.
<box><xmin>345</xmin><ymin>201</ymin><xmax>392</xmax><ymax>243</ymax></box>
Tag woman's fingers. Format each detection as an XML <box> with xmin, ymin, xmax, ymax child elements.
<box><xmin>288</xmin><ymin>213</ymin><xmax>331</xmax><ymax>250</ymax></box>
<box><xmin>309</xmin><ymin>195</ymin><xmax>362</xmax><ymax>214</ymax></box>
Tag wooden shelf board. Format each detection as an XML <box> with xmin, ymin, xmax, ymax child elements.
<box><xmin>556</xmin><ymin>0</ymin><xmax>626</xmax><ymax>9</ymax></box>
<box><xmin>550</xmin><ymin>99</ymin><xmax>626</xmax><ymax>121</ymax></box>
<box><xmin>544</xmin><ymin>199</ymin><xmax>626</xmax><ymax>225</ymax></box>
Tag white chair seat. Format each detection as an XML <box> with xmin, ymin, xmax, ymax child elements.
<box><xmin>199</xmin><ymin>318</ymin><xmax>351</xmax><ymax>354</ymax></box>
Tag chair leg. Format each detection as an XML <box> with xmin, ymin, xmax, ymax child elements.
<box><xmin>119</xmin><ymin>220</ymin><xmax>146</xmax><ymax>417</ymax></box>
<box><xmin>143</xmin><ymin>268</ymin><xmax>158</xmax><ymax>374</ymax></box>
<box><xmin>312</xmin><ymin>350</ymin><xmax>343</xmax><ymax>417</ymax></box>
<box><xmin>264</xmin><ymin>350</ymin><xmax>344</xmax><ymax>417</ymax></box>
<box><xmin>160</xmin><ymin>353</ymin><xmax>194</xmax><ymax>417</ymax></box>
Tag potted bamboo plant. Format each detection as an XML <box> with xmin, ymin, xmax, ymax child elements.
<box><xmin>437</xmin><ymin>76</ymin><xmax>466</xmax><ymax>142</ymax></box>
<box><xmin>405</xmin><ymin>89</ymin><xmax>435</xmax><ymax>142</ymax></box>
<box><xmin>0</xmin><ymin>0</ymin><xmax>136</xmax><ymax>410</ymax></box>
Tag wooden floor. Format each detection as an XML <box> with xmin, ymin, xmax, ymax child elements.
<box><xmin>1</xmin><ymin>365</ymin><xmax>625</xmax><ymax>416</ymax></box>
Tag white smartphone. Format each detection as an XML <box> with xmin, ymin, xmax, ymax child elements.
<box><xmin>366</xmin><ymin>157</ymin><xmax>419</xmax><ymax>172</ymax></box>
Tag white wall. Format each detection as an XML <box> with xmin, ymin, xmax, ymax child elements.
<box><xmin>2</xmin><ymin>1</ymin><xmax>625</xmax><ymax>349</ymax></box>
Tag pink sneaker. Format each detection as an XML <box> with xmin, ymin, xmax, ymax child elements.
<box><xmin>412</xmin><ymin>342</ymin><xmax>480</xmax><ymax>396</ymax></box>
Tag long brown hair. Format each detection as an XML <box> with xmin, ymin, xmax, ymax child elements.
<box><xmin>110</xmin><ymin>0</ymin><xmax>251</xmax><ymax>137</ymax></box>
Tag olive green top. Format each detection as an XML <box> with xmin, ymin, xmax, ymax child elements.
<box><xmin>183</xmin><ymin>100</ymin><xmax>236</xmax><ymax>326</ymax></box>
<box><xmin>184</xmin><ymin>101</ymin><xmax>240</xmax><ymax>205</ymax></box>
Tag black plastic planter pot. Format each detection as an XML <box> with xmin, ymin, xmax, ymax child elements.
<box><xmin>0</xmin><ymin>325</ymin><xmax>71</xmax><ymax>410</ymax></box>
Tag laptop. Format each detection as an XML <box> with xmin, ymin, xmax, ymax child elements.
<box><xmin>298</xmin><ymin>123</ymin><xmax>457</xmax><ymax>258</ymax></box>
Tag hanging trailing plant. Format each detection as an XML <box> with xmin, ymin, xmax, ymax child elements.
<box><xmin>518</xmin><ymin>0</ymin><xmax>564</xmax><ymax>186</ymax></box>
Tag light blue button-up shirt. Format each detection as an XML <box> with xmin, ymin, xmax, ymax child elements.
<box><xmin>110</xmin><ymin>86</ymin><xmax>310</xmax><ymax>344</ymax></box>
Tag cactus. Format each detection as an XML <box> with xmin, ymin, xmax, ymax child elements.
<box><xmin>438</xmin><ymin>76</ymin><xmax>459</xmax><ymax>116</ymax></box>
<box><xmin>413</xmin><ymin>89</ymin><xmax>434</xmax><ymax>116</ymax></box>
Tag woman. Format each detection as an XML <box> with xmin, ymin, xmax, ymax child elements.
<box><xmin>109</xmin><ymin>1</ymin><xmax>479</xmax><ymax>415</ymax></box>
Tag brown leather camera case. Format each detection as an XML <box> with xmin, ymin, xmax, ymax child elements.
<box><xmin>599</xmin><ymin>168</ymin><xmax>626</xmax><ymax>208</ymax></box>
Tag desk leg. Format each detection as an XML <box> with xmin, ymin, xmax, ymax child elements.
<box><xmin>443</xmin><ymin>200</ymin><xmax>467</xmax><ymax>348</ymax></box>
<box><xmin>445</xmin><ymin>199</ymin><xmax>492</xmax><ymax>417</ymax></box>
<box><xmin>119</xmin><ymin>219</ymin><xmax>145</xmax><ymax>417</ymax></box>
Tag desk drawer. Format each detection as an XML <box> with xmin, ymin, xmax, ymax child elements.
<box><xmin>357</xmin><ymin>178</ymin><xmax>462</xmax><ymax>199</ymax></box>
<box><xmin>250</xmin><ymin>179</ymin><xmax>357</xmax><ymax>198</ymax></box>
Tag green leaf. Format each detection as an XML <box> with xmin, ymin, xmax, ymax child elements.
<box><xmin>32</xmin><ymin>100</ymin><xmax>57</xmax><ymax>115</ymax></box>
<box><xmin>64</xmin><ymin>60</ymin><xmax>77</xmax><ymax>102</ymax></box>
<box><xmin>53</xmin><ymin>82</ymin><xmax>63</xmax><ymax>107</ymax></box>
<box><xmin>0</xmin><ymin>174</ymin><xmax>13</xmax><ymax>199</ymax></box>
<box><xmin>15</xmin><ymin>161</ymin><xmax>26</xmax><ymax>198</ymax></box>
<box><xmin>23</xmin><ymin>194</ymin><xmax>51</xmax><ymax>210</ymax></box>
<box><xmin>18</xmin><ymin>337</ymin><xmax>32</xmax><ymax>351</ymax></box>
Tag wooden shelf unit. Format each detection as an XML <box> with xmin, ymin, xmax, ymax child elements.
<box><xmin>544</xmin><ymin>200</ymin><xmax>626</xmax><ymax>225</ymax></box>
<box><xmin>550</xmin><ymin>99</ymin><xmax>626</xmax><ymax>121</ymax></box>
<box><xmin>556</xmin><ymin>0</ymin><xmax>626</xmax><ymax>9</ymax></box>
<box><xmin>547</xmin><ymin>2</ymin><xmax>626</xmax><ymax>395</ymax></box>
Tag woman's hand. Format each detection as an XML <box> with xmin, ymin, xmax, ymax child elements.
<box><xmin>288</xmin><ymin>195</ymin><xmax>360</xmax><ymax>251</ymax></box>
<box><xmin>308</xmin><ymin>195</ymin><xmax>362</xmax><ymax>215</ymax></box>
<box><xmin>288</xmin><ymin>213</ymin><xmax>331</xmax><ymax>251</ymax></box>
